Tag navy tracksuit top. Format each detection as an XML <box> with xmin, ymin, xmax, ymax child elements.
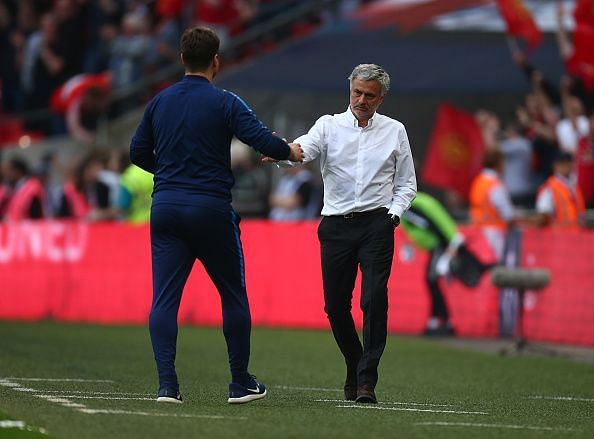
<box><xmin>130</xmin><ymin>75</ymin><xmax>290</xmax><ymax>205</ymax></box>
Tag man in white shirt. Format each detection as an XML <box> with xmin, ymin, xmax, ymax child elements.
<box><xmin>272</xmin><ymin>64</ymin><xmax>417</xmax><ymax>403</ymax></box>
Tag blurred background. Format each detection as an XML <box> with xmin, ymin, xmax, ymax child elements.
<box><xmin>0</xmin><ymin>0</ymin><xmax>593</xmax><ymax>346</ymax></box>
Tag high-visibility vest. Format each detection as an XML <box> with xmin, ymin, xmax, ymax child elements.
<box><xmin>5</xmin><ymin>177</ymin><xmax>45</xmax><ymax>220</ymax></box>
<box><xmin>119</xmin><ymin>165</ymin><xmax>154</xmax><ymax>224</ymax></box>
<box><xmin>469</xmin><ymin>173</ymin><xmax>507</xmax><ymax>228</ymax></box>
<box><xmin>538</xmin><ymin>176</ymin><xmax>585</xmax><ymax>228</ymax></box>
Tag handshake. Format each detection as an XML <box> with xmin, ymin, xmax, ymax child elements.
<box><xmin>262</xmin><ymin>142</ymin><xmax>304</xmax><ymax>164</ymax></box>
<box><xmin>287</xmin><ymin>143</ymin><xmax>304</xmax><ymax>163</ymax></box>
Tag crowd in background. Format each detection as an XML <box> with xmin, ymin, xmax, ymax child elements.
<box><xmin>0</xmin><ymin>1</ymin><xmax>592</xmax><ymax>225</ymax></box>
<box><xmin>441</xmin><ymin>2</ymin><xmax>594</xmax><ymax>225</ymax></box>
<box><xmin>0</xmin><ymin>0</ymin><xmax>348</xmax><ymax>141</ymax></box>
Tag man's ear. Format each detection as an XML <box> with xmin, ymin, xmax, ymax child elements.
<box><xmin>212</xmin><ymin>54</ymin><xmax>220</xmax><ymax>78</ymax></box>
<box><xmin>180</xmin><ymin>53</ymin><xmax>184</xmax><ymax>66</ymax></box>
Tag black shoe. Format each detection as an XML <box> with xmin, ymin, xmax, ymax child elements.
<box><xmin>355</xmin><ymin>384</ymin><xmax>377</xmax><ymax>404</ymax></box>
<box><xmin>423</xmin><ymin>321</ymin><xmax>456</xmax><ymax>337</ymax></box>
<box><xmin>344</xmin><ymin>381</ymin><xmax>357</xmax><ymax>401</ymax></box>
<box><xmin>157</xmin><ymin>387</ymin><xmax>183</xmax><ymax>404</ymax></box>
<box><xmin>227</xmin><ymin>374</ymin><xmax>267</xmax><ymax>404</ymax></box>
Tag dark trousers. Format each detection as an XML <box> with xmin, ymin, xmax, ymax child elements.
<box><xmin>149</xmin><ymin>201</ymin><xmax>251</xmax><ymax>390</ymax></box>
<box><xmin>317</xmin><ymin>209</ymin><xmax>395</xmax><ymax>388</ymax></box>
<box><xmin>426</xmin><ymin>247</ymin><xmax>449</xmax><ymax>320</ymax></box>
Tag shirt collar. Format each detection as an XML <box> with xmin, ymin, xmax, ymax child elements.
<box><xmin>346</xmin><ymin>106</ymin><xmax>375</xmax><ymax>128</ymax></box>
<box><xmin>183</xmin><ymin>74</ymin><xmax>210</xmax><ymax>83</ymax></box>
<box><xmin>554</xmin><ymin>173</ymin><xmax>572</xmax><ymax>186</ymax></box>
<box><xmin>482</xmin><ymin>169</ymin><xmax>499</xmax><ymax>178</ymax></box>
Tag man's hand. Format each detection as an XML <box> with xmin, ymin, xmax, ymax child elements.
<box><xmin>287</xmin><ymin>143</ymin><xmax>304</xmax><ymax>163</ymax></box>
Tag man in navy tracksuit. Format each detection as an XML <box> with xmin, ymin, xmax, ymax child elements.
<box><xmin>130</xmin><ymin>27</ymin><xmax>303</xmax><ymax>404</ymax></box>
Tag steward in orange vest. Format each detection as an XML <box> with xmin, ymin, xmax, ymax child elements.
<box><xmin>469</xmin><ymin>149</ymin><xmax>514</xmax><ymax>228</ymax></box>
<box><xmin>536</xmin><ymin>151</ymin><xmax>585</xmax><ymax>228</ymax></box>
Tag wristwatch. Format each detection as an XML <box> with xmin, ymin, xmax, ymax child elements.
<box><xmin>390</xmin><ymin>214</ymin><xmax>400</xmax><ymax>228</ymax></box>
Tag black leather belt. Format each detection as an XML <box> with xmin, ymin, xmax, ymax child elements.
<box><xmin>331</xmin><ymin>207</ymin><xmax>388</xmax><ymax>219</ymax></box>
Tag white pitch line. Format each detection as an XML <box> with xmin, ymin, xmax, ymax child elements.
<box><xmin>32</xmin><ymin>390</ymin><xmax>153</xmax><ymax>396</ymax></box>
<box><xmin>336</xmin><ymin>405</ymin><xmax>489</xmax><ymax>415</ymax></box>
<box><xmin>314</xmin><ymin>399</ymin><xmax>455</xmax><ymax>407</ymax></box>
<box><xmin>0</xmin><ymin>420</ymin><xmax>26</xmax><ymax>428</ymax></box>
<box><xmin>529</xmin><ymin>395</ymin><xmax>594</xmax><ymax>402</ymax></box>
<box><xmin>274</xmin><ymin>385</ymin><xmax>342</xmax><ymax>392</ymax></box>
<box><xmin>33</xmin><ymin>395</ymin><xmax>87</xmax><ymax>408</ymax></box>
<box><xmin>3</xmin><ymin>377</ymin><xmax>114</xmax><ymax>383</ymax></box>
<box><xmin>0</xmin><ymin>420</ymin><xmax>48</xmax><ymax>435</ymax></box>
<box><xmin>416</xmin><ymin>421</ymin><xmax>573</xmax><ymax>431</ymax></box>
<box><xmin>34</xmin><ymin>395</ymin><xmax>155</xmax><ymax>401</ymax></box>
<box><xmin>77</xmin><ymin>408</ymin><xmax>247</xmax><ymax>420</ymax></box>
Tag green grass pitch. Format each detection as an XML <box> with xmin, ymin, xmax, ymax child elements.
<box><xmin>0</xmin><ymin>321</ymin><xmax>592</xmax><ymax>438</ymax></box>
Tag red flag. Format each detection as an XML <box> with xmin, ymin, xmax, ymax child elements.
<box><xmin>573</xmin><ymin>0</ymin><xmax>594</xmax><ymax>28</ymax></box>
<box><xmin>565</xmin><ymin>24</ymin><xmax>594</xmax><ymax>91</ymax></box>
<box><xmin>421</xmin><ymin>104</ymin><xmax>486</xmax><ymax>198</ymax></box>
<box><xmin>496</xmin><ymin>0</ymin><xmax>542</xmax><ymax>50</ymax></box>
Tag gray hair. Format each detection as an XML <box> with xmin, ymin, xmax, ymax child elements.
<box><xmin>348</xmin><ymin>64</ymin><xmax>390</xmax><ymax>96</ymax></box>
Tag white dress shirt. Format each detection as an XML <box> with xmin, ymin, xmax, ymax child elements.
<box><xmin>290</xmin><ymin>108</ymin><xmax>417</xmax><ymax>217</ymax></box>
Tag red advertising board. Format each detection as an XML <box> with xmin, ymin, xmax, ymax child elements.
<box><xmin>0</xmin><ymin>221</ymin><xmax>592</xmax><ymax>346</ymax></box>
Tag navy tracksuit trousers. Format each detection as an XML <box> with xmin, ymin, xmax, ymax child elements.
<box><xmin>149</xmin><ymin>199</ymin><xmax>251</xmax><ymax>390</ymax></box>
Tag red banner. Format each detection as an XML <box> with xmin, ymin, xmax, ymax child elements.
<box><xmin>497</xmin><ymin>0</ymin><xmax>542</xmax><ymax>50</ymax></box>
<box><xmin>0</xmin><ymin>222</ymin><xmax>593</xmax><ymax>346</ymax></box>
<box><xmin>574</xmin><ymin>0</ymin><xmax>594</xmax><ymax>28</ymax></box>
<box><xmin>421</xmin><ymin>104</ymin><xmax>486</xmax><ymax>199</ymax></box>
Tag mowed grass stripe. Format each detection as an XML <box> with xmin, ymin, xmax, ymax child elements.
<box><xmin>0</xmin><ymin>322</ymin><xmax>592</xmax><ymax>439</ymax></box>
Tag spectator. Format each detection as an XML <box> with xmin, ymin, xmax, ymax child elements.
<box><xmin>146</xmin><ymin>0</ymin><xmax>182</xmax><ymax>72</ymax></box>
<box><xmin>53</xmin><ymin>0</ymin><xmax>85</xmax><ymax>76</ymax></box>
<box><xmin>556</xmin><ymin>95</ymin><xmax>589</xmax><ymax>154</ymax></box>
<box><xmin>118</xmin><ymin>163</ymin><xmax>154</xmax><ymax>224</ymax></box>
<box><xmin>535</xmin><ymin>151</ymin><xmax>585</xmax><ymax>228</ymax></box>
<box><xmin>230</xmin><ymin>140</ymin><xmax>271</xmax><ymax>217</ymax></box>
<box><xmin>269</xmin><ymin>164</ymin><xmax>320</xmax><ymax>221</ymax></box>
<box><xmin>401</xmin><ymin>192</ymin><xmax>491</xmax><ymax>337</ymax></box>
<box><xmin>475</xmin><ymin>109</ymin><xmax>500</xmax><ymax>151</ymax></box>
<box><xmin>554</xmin><ymin>1</ymin><xmax>594</xmax><ymax>113</ymax></box>
<box><xmin>194</xmin><ymin>0</ymin><xmax>257</xmax><ymax>48</ymax></box>
<box><xmin>109</xmin><ymin>12</ymin><xmax>150</xmax><ymax>91</ymax></box>
<box><xmin>576</xmin><ymin>111</ymin><xmax>594</xmax><ymax>207</ymax></box>
<box><xmin>84</xmin><ymin>0</ymin><xmax>125</xmax><ymax>73</ymax></box>
<box><xmin>468</xmin><ymin>148</ymin><xmax>515</xmax><ymax>258</ymax></box>
<box><xmin>500</xmin><ymin>120</ymin><xmax>536</xmax><ymax>208</ymax></box>
<box><xmin>50</xmin><ymin>72</ymin><xmax>112</xmax><ymax>146</ymax></box>
<box><xmin>1</xmin><ymin>156</ymin><xmax>45</xmax><ymax>220</ymax></box>
<box><xmin>511</xmin><ymin>48</ymin><xmax>561</xmax><ymax>109</ymax></box>
<box><xmin>55</xmin><ymin>173</ymin><xmax>89</xmax><ymax>219</ymax></box>
<box><xmin>516</xmin><ymin>92</ymin><xmax>558</xmax><ymax>184</ymax></box>
<box><xmin>71</xmin><ymin>151</ymin><xmax>119</xmax><ymax>221</ymax></box>
<box><xmin>22</xmin><ymin>12</ymin><xmax>69</xmax><ymax>133</ymax></box>
<box><xmin>0</xmin><ymin>0</ymin><xmax>22</xmax><ymax>112</ymax></box>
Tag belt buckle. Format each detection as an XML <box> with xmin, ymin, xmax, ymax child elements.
<box><xmin>343</xmin><ymin>212</ymin><xmax>354</xmax><ymax>219</ymax></box>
